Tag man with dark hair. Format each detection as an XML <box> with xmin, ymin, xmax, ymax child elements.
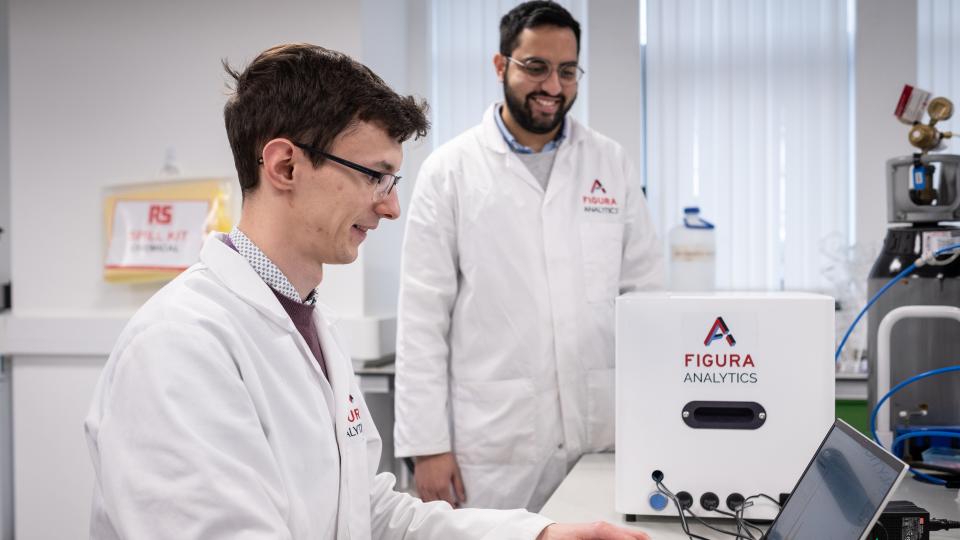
<box><xmin>396</xmin><ymin>1</ymin><xmax>664</xmax><ymax>512</ymax></box>
<box><xmin>84</xmin><ymin>43</ymin><xmax>649</xmax><ymax>540</ymax></box>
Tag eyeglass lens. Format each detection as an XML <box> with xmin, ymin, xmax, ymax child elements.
<box><xmin>517</xmin><ymin>58</ymin><xmax>581</xmax><ymax>83</ymax></box>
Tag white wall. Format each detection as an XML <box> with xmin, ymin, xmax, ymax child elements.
<box><xmin>360</xmin><ymin>0</ymin><xmax>434</xmax><ymax>323</ymax></box>
<box><xmin>587</xmin><ymin>0</ymin><xmax>642</xmax><ymax>172</ymax></box>
<box><xmin>9</xmin><ymin>0</ymin><xmax>360</xmax><ymax>317</ymax></box>
<box><xmin>0</xmin><ymin>0</ymin><xmax>10</xmax><ymax>289</ymax></box>
<box><xmin>855</xmin><ymin>0</ymin><xmax>918</xmax><ymax>253</ymax></box>
<box><xmin>0</xmin><ymin>0</ymin><xmax>13</xmax><ymax>535</ymax></box>
<box><xmin>5</xmin><ymin>1</ymin><xmax>367</xmax><ymax>538</ymax></box>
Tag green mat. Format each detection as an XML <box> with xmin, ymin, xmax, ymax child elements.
<box><xmin>836</xmin><ymin>399</ymin><xmax>870</xmax><ymax>436</ymax></box>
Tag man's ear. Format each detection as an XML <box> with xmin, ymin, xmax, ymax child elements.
<box><xmin>260</xmin><ymin>138</ymin><xmax>297</xmax><ymax>193</ymax></box>
<box><xmin>493</xmin><ymin>53</ymin><xmax>506</xmax><ymax>82</ymax></box>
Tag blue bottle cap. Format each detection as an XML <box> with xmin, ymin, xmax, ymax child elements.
<box><xmin>683</xmin><ymin>206</ymin><xmax>700</xmax><ymax>214</ymax></box>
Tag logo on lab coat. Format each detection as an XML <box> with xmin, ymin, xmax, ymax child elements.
<box><xmin>582</xmin><ymin>179</ymin><xmax>619</xmax><ymax>214</ymax></box>
<box><xmin>346</xmin><ymin>396</ymin><xmax>364</xmax><ymax>438</ymax></box>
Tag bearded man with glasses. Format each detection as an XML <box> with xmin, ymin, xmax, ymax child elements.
<box><xmin>396</xmin><ymin>0</ymin><xmax>665</xmax><ymax>513</ymax></box>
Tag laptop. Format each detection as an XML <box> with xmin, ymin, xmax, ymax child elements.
<box><xmin>762</xmin><ymin>418</ymin><xmax>909</xmax><ymax>540</ymax></box>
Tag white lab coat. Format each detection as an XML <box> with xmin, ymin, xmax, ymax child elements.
<box><xmin>84</xmin><ymin>234</ymin><xmax>552</xmax><ymax>540</ymax></box>
<box><xmin>395</xmin><ymin>105</ymin><xmax>664</xmax><ymax>511</ymax></box>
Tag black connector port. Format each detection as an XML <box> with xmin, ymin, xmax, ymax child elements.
<box><xmin>700</xmin><ymin>492</ymin><xmax>719</xmax><ymax>511</ymax></box>
<box><xmin>726</xmin><ymin>492</ymin><xmax>745</xmax><ymax>512</ymax></box>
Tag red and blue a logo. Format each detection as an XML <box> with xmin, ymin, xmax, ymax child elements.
<box><xmin>704</xmin><ymin>317</ymin><xmax>736</xmax><ymax>346</ymax></box>
<box><xmin>590</xmin><ymin>179</ymin><xmax>606</xmax><ymax>194</ymax></box>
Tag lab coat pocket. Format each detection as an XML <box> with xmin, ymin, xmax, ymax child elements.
<box><xmin>452</xmin><ymin>378</ymin><xmax>537</xmax><ymax>465</ymax></box>
<box><xmin>579</xmin><ymin>222</ymin><xmax>624</xmax><ymax>303</ymax></box>
<box><xmin>586</xmin><ymin>368</ymin><xmax>616</xmax><ymax>451</ymax></box>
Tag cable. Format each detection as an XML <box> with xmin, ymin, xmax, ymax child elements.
<box><xmin>870</xmin><ymin>365</ymin><xmax>960</xmax><ymax>485</ymax></box>
<box><xmin>835</xmin><ymin>262</ymin><xmax>917</xmax><ymax>361</ymax></box>
<box><xmin>655</xmin><ymin>481</ymin><xmax>710</xmax><ymax>540</ymax></box>
<box><xmin>717</xmin><ymin>509</ymin><xmax>764</xmax><ymax>534</ymax></box>
<box><xmin>650</xmin><ymin>479</ymin><xmax>786</xmax><ymax>540</ymax></box>
<box><xmin>736</xmin><ymin>504</ymin><xmax>752</xmax><ymax>540</ymax></box>
<box><xmin>929</xmin><ymin>518</ymin><xmax>960</xmax><ymax>532</ymax></box>
<box><xmin>734</xmin><ymin>493</ymin><xmax>781</xmax><ymax>537</ymax></box>
<box><xmin>870</xmin><ymin>366</ymin><xmax>960</xmax><ymax>441</ymax></box>
<box><xmin>737</xmin><ymin>505</ymin><xmax>763</xmax><ymax>539</ymax></box>
<box><xmin>744</xmin><ymin>493</ymin><xmax>781</xmax><ymax>509</ymax></box>
<box><xmin>714</xmin><ymin>509</ymin><xmax>763</xmax><ymax>538</ymax></box>
<box><xmin>652</xmin><ymin>472</ymin><xmax>711</xmax><ymax>540</ymax></box>
<box><xmin>929</xmin><ymin>246</ymin><xmax>960</xmax><ymax>266</ymax></box>
<box><xmin>890</xmin><ymin>430</ymin><xmax>960</xmax><ymax>484</ymax></box>
<box><xmin>892</xmin><ymin>431</ymin><xmax>960</xmax><ymax>455</ymax></box>
<box><xmin>736</xmin><ymin>509</ymin><xmax>755</xmax><ymax>540</ymax></box>
<box><xmin>682</xmin><ymin>509</ymin><xmax>755</xmax><ymax>540</ymax></box>
<box><xmin>834</xmin><ymin>242</ymin><xmax>960</xmax><ymax>362</ymax></box>
<box><xmin>906</xmin><ymin>460</ymin><xmax>960</xmax><ymax>476</ymax></box>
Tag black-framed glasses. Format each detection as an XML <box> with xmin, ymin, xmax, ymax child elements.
<box><xmin>292</xmin><ymin>141</ymin><xmax>400</xmax><ymax>201</ymax></box>
<box><xmin>505</xmin><ymin>56</ymin><xmax>584</xmax><ymax>85</ymax></box>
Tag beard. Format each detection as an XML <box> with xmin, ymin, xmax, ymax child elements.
<box><xmin>502</xmin><ymin>77</ymin><xmax>576</xmax><ymax>135</ymax></box>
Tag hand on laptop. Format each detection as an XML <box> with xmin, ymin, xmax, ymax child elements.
<box><xmin>537</xmin><ymin>522</ymin><xmax>651</xmax><ymax>539</ymax></box>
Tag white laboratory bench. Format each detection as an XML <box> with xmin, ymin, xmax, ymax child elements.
<box><xmin>540</xmin><ymin>453</ymin><xmax>960</xmax><ymax>539</ymax></box>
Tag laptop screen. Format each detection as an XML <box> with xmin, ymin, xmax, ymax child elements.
<box><xmin>764</xmin><ymin>419</ymin><xmax>908</xmax><ymax>540</ymax></box>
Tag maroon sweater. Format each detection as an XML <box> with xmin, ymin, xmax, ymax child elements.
<box><xmin>222</xmin><ymin>235</ymin><xmax>328</xmax><ymax>379</ymax></box>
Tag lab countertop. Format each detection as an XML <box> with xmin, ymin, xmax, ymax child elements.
<box><xmin>540</xmin><ymin>453</ymin><xmax>960</xmax><ymax>539</ymax></box>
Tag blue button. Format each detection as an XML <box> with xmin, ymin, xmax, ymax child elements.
<box><xmin>649</xmin><ymin>492</ymin><xmax>669</xmax><ymax>511</ymax></box>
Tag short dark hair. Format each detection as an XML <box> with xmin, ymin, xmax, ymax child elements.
<box><xmin>223</xmin><ymin>43</ymin><xmax>429</xmax><ymax>196</ymax></box>
<box><xmin>499</xmin><ymin>1</ymin><xmax>581</xmax><ymax>57</ymax></box>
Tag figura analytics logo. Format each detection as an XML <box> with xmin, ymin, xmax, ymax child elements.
<box><xmin>703</xmin><ymin>317</ymin><xmax>736</xmax><ymax>346</ymax></box>
<box><xmin>582</xmin><ymin>179</ymin><xmax>619</xmax><ymax>214</ymax></box>
<box><xmin>682</xmin><ymin>316</ymin><xmax>756</xmax><ymax>384</ymax></box>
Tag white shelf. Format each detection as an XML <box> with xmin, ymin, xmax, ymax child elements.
<box><xmin>836</xmin><ymin>372</ymin><xmax>868</xmax><ymax>400</ymax></box>
<box><xmin>0</xmin><ymin>312</ymin><xmax>396</xmax><ymax>361</ymax></box>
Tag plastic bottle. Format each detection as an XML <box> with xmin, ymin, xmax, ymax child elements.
<box><xmin>668</xmin><ymin>207</ymin><xmax>716</xmax><ymax>291</ymax></box>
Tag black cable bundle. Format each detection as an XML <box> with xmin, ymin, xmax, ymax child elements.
<box><xmin>651</xmin><ymin>471</ymin><xmax>764</xmax><ymax>540</ymax></box>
